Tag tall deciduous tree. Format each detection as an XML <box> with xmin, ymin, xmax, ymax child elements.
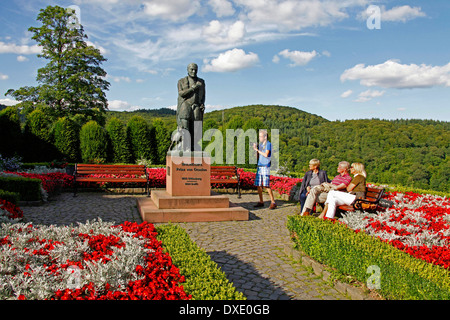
<box><xmin>6</xmin><ymin>5</ymin><xmax>110</xmax><ymax>122</ymax></box>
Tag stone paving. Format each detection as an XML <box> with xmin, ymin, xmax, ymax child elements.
<box><xmin>21</xmin><ymin>190</ymin><xmax>348</xmax><ymax>300</ymax></box>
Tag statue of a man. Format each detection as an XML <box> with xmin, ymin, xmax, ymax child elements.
<box><xmin>176</xmin><ymin>63</ymin><xmax>205</xmax><ymax>151</ymax></box>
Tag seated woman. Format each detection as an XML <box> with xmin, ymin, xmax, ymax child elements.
<box><xmin>318</xmin><ymin>162</ymin><xmax>367</xmax><ymax>219</ymax></box>
<box><xmin>298</xmin><ymin>159</ymin><xmax>330</xmax><ymax>213</ymax></box>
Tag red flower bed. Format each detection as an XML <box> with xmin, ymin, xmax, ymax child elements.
<box><xmin>210</xmin><ymin>168</ymin><xmax>302</xmax><ymax>195</ymax></box>
<box><xmin>4</xmin><ymin>171</ymin><xmax>73</xmax><ymax>193</ymax></box>
<box><xmin>0</xmin><ymin>199</ymin><xmax>23</xmax><ymax>220</ymax></box>
<box><xmin>0</xmin><ymin>220</ymin><xmax>191</xmax><ymax>300</ymax></box>
<box><xmin>340</xmin><ymin>190</ymin><xmax>450</xmax><ymax>270</ymax></box>
<box><xmin>61</xmin><ymin>167</ymin><xmax>302</xmax><ymax>195</ymax></box>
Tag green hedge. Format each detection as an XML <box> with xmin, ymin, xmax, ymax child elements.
<box><xmin>0</xmin><ymin>176</ymin><xmax>42</xmax><ymax>202</ymax></box>
<box><xmin>156</xmin><ymin>224</ymin><xmax>245</xmax><ymax>300</ymax></box>
<box><xmin>80</xmin><ymin>120</ymin><xmax>109</xmax><ymax>163</ymax></box>
<box><xmin>0</xmin><ymin>189</ymin><xmax>20</xmax><ymax>205</ymax></box>
<box><xmin>287</xmin><ymin>215</ymin><xmax>450</xmax><ymax>300</ymax></box>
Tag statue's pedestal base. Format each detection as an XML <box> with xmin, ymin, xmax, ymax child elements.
<box><xmin>137</xmin><ymin>153</ymin><xmax>248</xmax><ymax>223</ymax></box>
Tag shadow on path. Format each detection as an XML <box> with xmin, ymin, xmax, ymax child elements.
<box><xmin>207</xmin><ymin>250</ymin><xmax>292</xmax><ymax>300</ymax></box>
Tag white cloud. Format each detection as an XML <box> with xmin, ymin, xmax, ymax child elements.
<box><xmin>354</xmin><ymin>89</ymin><xmax>385</xmax><ymax>103</ymax></box>
<box><xmin>143</xmin><ymin>69</ymin><xmax>158</xmax><ymax>75</ymax></box>
<box><xmin>86</xmin><ymin>41</ymin><xmax>108</xmax><ymax>55</ymax></box>
<box><xmin>234</xmin><ymin>0</ymin><xmax>367</xmax><ymax>31</ymax></box>
<box><xmin>202</xmin><ymin>20</ymin><xmax>246</xmax><ymax>45</ymax></box>
<box><xmin>205</xmin><ymin>104</ymin><xmax>228</xmax><ymax>111</ymax></box>
<box><xmin>142</xmin><ymin>0</ymin><xmax>200</xmax><ymax>21</ymax></box>
<box><xmin>321</xmin><ymin>50</ymin><xmax>331</xmax><ymax>57</ymax></box>
<box><xmin>382</xmin><ymin>5</ymin><xmax>426</xmax><ymax>22</ymax></box>
<box><xmin>272</xmin><ymin>55</ymin><xmax>280</xmax><ymax>64</ymax></box>
<box><xmin>359</xmin><ymin>5</ymin><xmax>426</xmax><ymax>22</ymax></box>
<box><xmin>108</xmin><ymin>75</ymin><xmax>132</xmax><ymax>83</ymax></box>
<box><xmin>66</xmin><ymin>0</ymin><xmax>364</xmax><ymax>71</ymax></box>
<box><xmin>340</xmin><ymin>89</ymin><xmax>353</xmax><ymax>98</ymax></box>
<box><xmin>202</xmin><ymin>48</ymin><xmax>259</xmax><ymax>72</ymax></box>
<box><xmin>108</xmin><ymin>100</ymin><xmax>142</xmax><ymax>111</ymax></box>
<box><xmin>0</xmin><ymin>41</ymin><xmax>41</xmax><ymax>55</ymax></box>
<box><xmin>0</xmin><ymin>73</ymin><xmax>9</xmax><ymax>80</ymax></box>
<box><xmin>208</xmin><ymin>0</ymin><xmax>235</xmax><ymax>17</ymax></box>
<box><xmin>397</xmin><ymin>107</ymin><xmax>407</xmax><ymax>111</ymax></box>
<box><xmin>341</xmin><ymin>59</ymin><xmax>450</xmax><ymax>89</ymax></box>
<box><xmin>277</xmin><ymin>49</ymin><xmax>318</xmax><ymax>66</ymax></box>
<box><xmin>16</xmin><ymin>55</ymin><xmax>29</xmax><ymax>62</ymax></box>
<box><xmin>0</xmin><ymin>98</ymin><xmax>19</xmax><ymax>106</ymax></box>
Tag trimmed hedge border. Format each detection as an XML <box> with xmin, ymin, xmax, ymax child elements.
<box><xmin>287</xmin><ymin>215</ymin><xmax>450</xmax><ymax>300</ymax></box>
<box><xmin>0</xmin><ymin>176</ymin><xmax>42</xmax><ymax>202</ymax></box>
<box><xmin>156</xmin><ymin>224</ymin><xmax>246</xmax><ymax>300</ymax></box>
<box><xmin>0</xmin><ymin>189</ymin><xmax>20</xmax><ymax>205</ymax></box>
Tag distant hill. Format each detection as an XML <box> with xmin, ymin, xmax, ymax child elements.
<box><xmin>105</xmin><ymin>105</ymin><xmax>449</xmax><ymax>192</ymax></box>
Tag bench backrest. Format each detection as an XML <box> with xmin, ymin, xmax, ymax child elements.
<box><xmin>365</xmin><ymin>187</ymin><xmax>384</xmax><ymax>202</ymax></box>
<box><xmin>210</xmin><ymin>166</ymin><xmax>237</xmax><ymax>177</ymax></box>
<box><xmin>75</xmin><ymin>164</ymin><xmax>147</xmax><ymax>175</ymax></box>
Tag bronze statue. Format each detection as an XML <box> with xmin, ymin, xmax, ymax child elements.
<box><xmin>175</xmin><ymin>63</ymin><xmax>205</xmax><ymax>152</ymax></box>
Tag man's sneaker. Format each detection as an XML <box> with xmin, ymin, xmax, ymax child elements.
<box><xmin>269</xmin><ymin>202</ymin><xmax>277</xmax><ymax>210</ymax></box>
<box><xmin>254</xmin><ymin>202</ymin><xmax>264</xmax><ymax>208</ymax></box>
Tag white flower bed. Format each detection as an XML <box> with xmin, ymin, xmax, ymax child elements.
<box><xmin>0</xmin><ymin>219</ymin><xmax>149</xmax><ymax>300</ymax></box>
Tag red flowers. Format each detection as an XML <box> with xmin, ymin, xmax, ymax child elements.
<box><xmin>342</xmin><ymin>190</ymin><xmax>450</xmax><ymax>270</ymax></box>
<box><xmin>52</xmin><ymin>221</ymin><xmax>191</xmax><ymax>300</ymax></box>
<box><xmin>1</xmin><ymin>220</ymin><xmax>191</xmax><ymax>300</ymax></box>
<box><xmin>4</xmin><ymin>171</ymin><xmax>74</xmax><ymax>193</ymax></box>
<box><xmin>0</xmin><ymin>199</ymin><xmax>23</xmax><ymax>220</ymax></box>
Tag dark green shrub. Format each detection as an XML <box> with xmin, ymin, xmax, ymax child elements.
<box><xmin>153</xmin><ymin>119</ymin><xmax>171</xmax><ymax>165</ymax></box>
<box><xmin>25</xmin><ymin>109</ymin><xmax>52</xmax><ymax>142</ymax></box>
<box><xmin>79</xmin><ymin>120</ymin><xmax>108</xmax><ymax>163</ymax></box>
<box><xmin>23</xmin><ymin>109</ymin><xmax>59</xmax><ymax>162</ymax></box>
<box><xmin>156</xmin><ymin>224</ymin><xmax>245</xmax><ymax>300</ymax></box>
<box><xmin>0</xmin><ymin>176</ymin><xmax>42</xmax><ymax>201</ymax></box>
<box><xmin>52</xmin><ymin>117</ymin><xmax>80</xmax><ymax>162</ymax></box>
<box><xmin>126</xmin><ymin>116</ymin><xmax>153</xmax><ymax>163</ymax></box>
<box><xmin>0</xmin><ymin>189</ymin><xmax>20</xmax><ymax>205</ymax></box>
<box><xmin>0</xmin><ymin>106</ymin><xmax>22</xmax><ymax>158</ymax></box>
<box><xmin>287</xmin><ymin>215</ymin><xmax>450</xmax><ymax>300</ymax></box>
<box><xmin>105</xmin><ymin>117</ymin><xmax>131</xmax><ymax>163</ymax></box>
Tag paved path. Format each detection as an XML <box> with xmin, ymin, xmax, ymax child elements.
<box><xmin>21</xmin><ymin>191</ymin><xmax>348</xmax><ymax>300</ymax></box>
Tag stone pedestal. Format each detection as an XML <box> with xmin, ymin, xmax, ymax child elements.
<box><xmin>166</xmin><ymin>153</ymin><xmax>211</xmax><ymax>196</ymax></box>
<box><xmin>137</xmin><ymin>152</ymin><xmax>248</xmax><ymax>223</ymax></box>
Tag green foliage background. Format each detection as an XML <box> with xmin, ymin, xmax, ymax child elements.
<box><xmin>79</xmin><ymin>120</ymin><xmax>108</xmax><ymax>163</ymax></box>
<box><xmin>0</xmin><ymin>104</ymin><xmax>448</xmax><ymax>192</ymax></box>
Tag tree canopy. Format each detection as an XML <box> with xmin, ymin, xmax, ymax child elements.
<box><xmin>5</xmin><ymin>5</ymin><xmax>110</xmax><ymax>122</ymax></box>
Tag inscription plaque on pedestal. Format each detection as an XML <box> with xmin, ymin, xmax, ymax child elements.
<box><xmin>166</xmin><ymin>153</ymin><xmax>211</xmax><ymax>196</ymax></box>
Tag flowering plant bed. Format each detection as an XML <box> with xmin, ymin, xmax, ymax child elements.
<box><xmin>3</xmin><ymin>171</ymin><xmax>73</xmax><ymax>194</ymax></box>
<box><xmin>287</xmin><ymin>188</ymin><xmax>450</xmax><ymax>299</ymax></box>
<box><xmin>0</xmin><ymin>219</ymin><xmax>190</xmax><ymax>300</ymax></box>
<box><xmin>0</xmin><ymin>199</ymin><xmax>24</xmax><ymax>222</ymax></box>
<box><xmin>340</xmin><ymin>191</ymin><xmax>450</xmax><ymax>269</ymax></box>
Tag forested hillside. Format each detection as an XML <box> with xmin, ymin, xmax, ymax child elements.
<box><xmin>3</xmin><ymin>104</ymin><xmax>447</xmax><ymax>192</ymax></box>
<box><xmin>105</xmin><ymin>105</ymin><xmax>449</xmax><ymax>192</ymax></box>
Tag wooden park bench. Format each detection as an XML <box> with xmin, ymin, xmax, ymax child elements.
<box><xmin>337</xmin><ymin>187</ymin><xmax>385</xmax><ymax>213</ymax></box>
<box><xmin>73</xmin><ymin>164</ymin><xmax>150</xmax><ymax>197</ymax></box>
<box><xmin>210</xmin><ymin>166</ymin><xmax>241</xmax><ymax>198</ymax></box>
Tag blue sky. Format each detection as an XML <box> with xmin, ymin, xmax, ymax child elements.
<box><xmin>0</xmin><ymin>0</ymin><xmax>449</xmax><ymax>121</ymax></box>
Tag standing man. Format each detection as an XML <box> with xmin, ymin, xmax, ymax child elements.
<box><xmin>176</xmin><ymin>62</ymin><xmax>205</xmax><ymax>151</ymax></box>
<box><xmin>253</xmin><ymin>130</ymin><xmax>277</xmax><ymax>209</ymax></box>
